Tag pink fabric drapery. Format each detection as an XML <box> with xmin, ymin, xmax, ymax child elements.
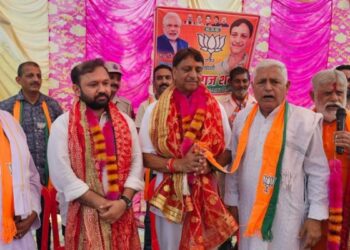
<box><xmin>327</xmin><ymin>0</ymin><xmax>350</xmax><ymax>68</ymax></box>
<box><xmin>85</xmin><ymin>0</ymin><xmax>156</xmax><ymax>109</ymax></box>
<box><xmin>47</xmin><ymin>0</ymin><xmax>348</xmax><ymax>109</ymax></box>
<box><xmin>243</xmin><ymin>0</ymin><xmax>272</xmax><ymax>71</ymax></box>
<box><xmin>48</xmin><ymin>0</ymin><xmax>86</xmax><ymax>110</ymax></box>
<box><xmin>268</xmin><ymin>0</ymin><xmax>332</xmax><ymax>107</ymax></box>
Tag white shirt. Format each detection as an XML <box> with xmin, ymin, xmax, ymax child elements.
<box><xmin>135</xmin><ymin>97</ymin><xmax>154</xmax><ymax>128</ymax></box>
<box><xmin>139</xmin><ymin>101</ymin><xmax>232</xmax><ymax>217</ymax></box>
<box><xmin>169</xmin><ymin>40</ymin><xmax>177</xmax><ymax>54</ymax></box>
<box><xmin>47</xmin><ymin>111</ymin><xmax>144</xmax><ymax>205</ymax></box>
<box><xmin>224</xmin><ymin>104</ymin><xmax>329</xmax><ymax>250</ymax></box>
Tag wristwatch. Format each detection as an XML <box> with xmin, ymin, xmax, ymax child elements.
<box><xmin>120</xmin><ymin>195</ymin><xmax>132</xmax><ymax>209</ymax></box>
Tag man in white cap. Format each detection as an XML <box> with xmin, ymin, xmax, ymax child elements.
<box><xmin>105</xmin><ymin>61</ymin><xmax>134</xmax><ymax>118</ymax></box>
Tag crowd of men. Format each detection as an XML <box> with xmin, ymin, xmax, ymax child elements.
<box><xmin>0</xmin><ymin>48</ymin><xmax>350</xmax><ymax>250</ymax></box>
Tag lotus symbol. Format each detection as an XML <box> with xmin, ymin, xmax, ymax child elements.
<box><xmin>197</xmin><ymin>34</ymin><xmax>226</xmax><ymax>62</ymax></box>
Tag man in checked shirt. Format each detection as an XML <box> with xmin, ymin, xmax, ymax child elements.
<box><xmin>0</xmin><ymin>61</ymin><xmax>62</xmax><ymax>249</ymax></box>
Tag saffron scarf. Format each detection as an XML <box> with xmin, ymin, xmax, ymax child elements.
<box><xmin>230</xmin><ymin>102</ymin><xmax>288</xmax><ymax>240</ymax></box>
<box><xmin>0</xmin><ymin>123</ymin><xmax>17</xmax><ymax>243</ymax></box>
<box><xmin>0</xmin><ymin>111</ymin><xmax>36</xmax><ymax>222</ymax></box>
<box><xmin>13</xmin><ymin>100</ymin><xmax>52</xmax><ymax>186</ymax></box>
<box><xmin>150</xmin><ymin>84</ymin><xmax>238</xmax><ymax>249</ymax></box>
<box><xmin>321</xmin><ymin>114</ymin><xmax>350</xmax><ymax>250</ymax></box>
<box><xmin>65</xmin><ymin>101</ymin><xmax>140</xmax><ymax>250</ymax></box>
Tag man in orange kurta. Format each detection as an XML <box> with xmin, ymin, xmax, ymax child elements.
<box><xmin>311</xmin><ymin>69</ymin><xmax>350</xmax><ymax>250</ymax></box>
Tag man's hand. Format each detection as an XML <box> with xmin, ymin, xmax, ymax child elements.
<box><xmin>197</xmin><ymin>149</ymin><xmax>212</xmax><ymax>175</ymax></box>
<box><xmin>334</xmin><ymin>131</ymin><xmax>350</xmax><ymax>153</ymax></box>
<box><xmin>299</xmin><ymin>218</ymin><xmax>322</xmax><ymax>249</ymax></box>
<box><xmin>174</xmin><ymin>146</ymin><xmax>203</xmax><ymax>173</ymax></box>
<box><xmin>99</xmin><ymin>200</ymin><xmax>127</xmax><ymax>224</ymax></box>
<box><xmin>14</xmin><ymin>211</ymin><xmax>37</xmax><ymax>239</ymax></box>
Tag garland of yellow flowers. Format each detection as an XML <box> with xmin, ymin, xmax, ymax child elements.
<box><xmin>182</xmin><ymin>109</ymin><xmax>206</xmax><ymax>140</ymax></box>
<box><xmin>87</xmin><ymin>113</ymin><xmax>120</xmax><ymax>197</ymax></box>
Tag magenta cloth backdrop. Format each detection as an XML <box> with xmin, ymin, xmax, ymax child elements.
<box><xmin>85</xmin><ymin>0</ymin><xmax>156</xmax><ymax>110</ymax></box>
<box><xmin>243</xmin><ymin>0</ymin><xmax>272</xmax><ymax>71</ymax></box>
<box><xmin>268</xmin><ymin>0</ymin><xmax>332</xmax><ymax>107</ymax></box>
<box><xmin>47</xmin><ymin>0</ymin><xmax>349</xmax><ymax>110</ymax></box>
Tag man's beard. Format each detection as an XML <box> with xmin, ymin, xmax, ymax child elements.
<box><xmin>316</xmin><ymin>101</ymin><xmax>344</xmax><ymax>122</ymax></box>
<box><xmin>80</xmin><ymin>92</ymin><xmax>110</xmax><ymax>110</ymax></box>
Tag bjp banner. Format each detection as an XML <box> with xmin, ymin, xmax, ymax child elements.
<box><xmin>154</xmin><ymin>7</ymin><xmax>260</xmax><ymax>95</ymax></box>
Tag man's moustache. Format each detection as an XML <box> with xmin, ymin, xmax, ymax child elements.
<box><xmin>95</xmin><ymin>93</ymin><xmax>110</xmax><ymax>100</ymax></box>
<box><xmin>325</xmin><ymin>103</ymin><xmax>342</xmax><ymax>109</ymax></box>
<box><xmin>159</xmin><ymin>83</ymin><xmax>169</xmax><ymax>89</ymax></box>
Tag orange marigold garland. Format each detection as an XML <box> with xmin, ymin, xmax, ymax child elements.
<box><xmin>86</xmin><ymin>108</ymin><xmax>120</xmax><ymax>199</ymax></box>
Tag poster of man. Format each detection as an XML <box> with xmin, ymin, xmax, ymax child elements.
<box><xmin>154</xmin><ymin>7</ymin><xmax>260</xmax><ymax>95</ymax></box>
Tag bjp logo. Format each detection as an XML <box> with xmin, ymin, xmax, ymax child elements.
<box><xmin>197</xmin><ymin>33</ymin><xmax>226</xmax><ymax>62</ymax></box>
<box><xmin>263</xmin><ymin>175</ymin><xmax>276</xmax><ymax>193</ymax></box>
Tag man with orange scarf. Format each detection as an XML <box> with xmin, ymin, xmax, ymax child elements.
<box><xmin>0</xmin><ymin>110</ymin><xmax>41</xmax><ymax>249</ymax></box>
<box><xmin>311</xmin><ymin>69</ymin><xmax>350</xmax><ymax>250</ymax></box>
<box><xmin>47</xmin><ymin>59</ymin><xmax>144</xmax><ymax>249</ymax></box>
<box><xmin>0</xmin><ymin>61</ymin><xmax>62</xmax><ymax>249</ymax></box>
<box><xmin>224</xmin><ymin>59</ymin><xmax>329</xmax><ymax>250</ymax></box>
<box><xmin>139</xmin><ymin>48</ymin><xmax>238</xmax><ymax>250</ymax></box>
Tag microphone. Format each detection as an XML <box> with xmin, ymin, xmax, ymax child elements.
<box><xmin>336</xmin><ymin>107</ymin><xmax>347</xmax><ymax>154</ymax></box>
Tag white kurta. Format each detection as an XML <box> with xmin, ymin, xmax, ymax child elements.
<box><xmin>47</xmin><ymin>111</ymin><xmax>144</xmax><ymax>225</ymax></box>
<box><xmin>139</xmin><ymin>101</ymin><xmax>232</xmax><ymax>250</ymax></box>
<box><xmin>0</xmin><ymin>157</ymin><xmax>41</xmax><ymax>250</ymax></box>
<box><xmin>0</xmin><ymin>111</ymin><xmax>41</xmax><ymax>250</ymax></box>
<box><xmin>135</xmin><ymin>97</ymin><xmax>153</xmax><ymax>129</ymax></box>
<box><xmin>224</xmin><ymin>104</ymin><xmax>329</xmax><ymax>250</ymax></box>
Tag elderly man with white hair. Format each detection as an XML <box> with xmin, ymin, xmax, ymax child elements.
<box><xmin>311</xmin><ymin>69</ymin><xmax>350</xmax><ymax>250</ymax></box>
<box><xmin>224</xmin><ymin>59</ymin><xmax>329</xmax><ymax>250</ymax></box>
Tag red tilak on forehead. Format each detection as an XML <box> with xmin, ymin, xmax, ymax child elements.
<box><xmin>332</xmin><ymin>82</ymin><xmax>337</xmax><ymax>91</ymax></box>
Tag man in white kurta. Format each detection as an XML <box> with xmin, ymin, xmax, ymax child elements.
<box><xmin>0</xmin><ymin>110</ymin><xmax>41</xmax><ymax>250</ymax></box>
<box><xmin>139</xmin><ymin>99</ymin><xmax>232</xmax><ymax>249</ymax></box>
<box><xmin>47</xmin><ymin>59</ymin><xmax>144</xmax><ymax>249</ymax></box>
<box><xmin>139</xmin><ymin>48</ymin><xmax>236</xmax><ymax>250</ymax></box>
<box><xmin>48</xmin><ymin>111</ymin><xmax>144</xmax><ymax>203</ymax></box>
<box><xmin>224</xmin><ymin>59</ymin><xmax>329</xmax><ymax>250</ymax></box>
<box><xmin>218</xmin><ymin>66</ymin><xmax>255</xmax><ymax>201</ymax></box>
